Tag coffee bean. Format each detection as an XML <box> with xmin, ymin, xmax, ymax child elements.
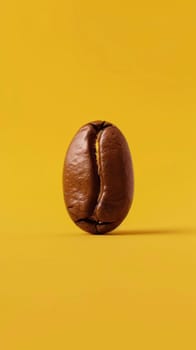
<box><xmin>63</xmin><ymin>121</ymin><xmax>134</xmax><ymax>234</ymax></box>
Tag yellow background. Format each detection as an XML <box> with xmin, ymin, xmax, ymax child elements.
<box><xmin>0</xmin><ymin>0</ymin><xmax>196</xmax><ymax>349</ymax></box>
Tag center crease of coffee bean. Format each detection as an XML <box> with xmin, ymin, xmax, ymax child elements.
<box><xmin>77</xmin><ymin>122</ymin><xmax>113</xmax><ymax>229</ymax></box>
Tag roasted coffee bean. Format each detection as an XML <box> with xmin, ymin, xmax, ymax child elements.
<box><xmin>63</xmin><ymin>121</ymin><xmax>134</xmax><ymax>234</ymax></box>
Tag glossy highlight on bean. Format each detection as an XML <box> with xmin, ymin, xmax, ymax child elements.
<box><xmin>63</xmin><ymin>120</ymin><xmax>134</xmax><ymax>234</ymax></box>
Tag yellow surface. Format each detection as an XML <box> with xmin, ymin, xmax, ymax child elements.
<box><xmin>0</xmin><ymin>0</ymin><xmax>196</xmax><ymax>349</ymax></box>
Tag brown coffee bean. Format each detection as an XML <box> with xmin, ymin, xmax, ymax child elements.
<box><xmin>63</xmin><ymin>121</ymin><xmax>134</xmax><ymax>234</ymax></box>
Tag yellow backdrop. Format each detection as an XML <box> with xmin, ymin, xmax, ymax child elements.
<box><xmin>0</xmin><ymin>0</ymin><xmax>196</xmax><ymax>349</ymax></box>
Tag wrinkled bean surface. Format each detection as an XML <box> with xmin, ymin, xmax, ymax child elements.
<box><xmin>63</xmin><ymin>121</ymin><xmax>134</xmax><ymax>234</ymax></box>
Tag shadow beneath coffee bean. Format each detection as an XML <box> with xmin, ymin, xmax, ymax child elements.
<box><xmin>109</xmin><ymin>227</ymin><xmax>196</xmax><ymax>235</ymax></box>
